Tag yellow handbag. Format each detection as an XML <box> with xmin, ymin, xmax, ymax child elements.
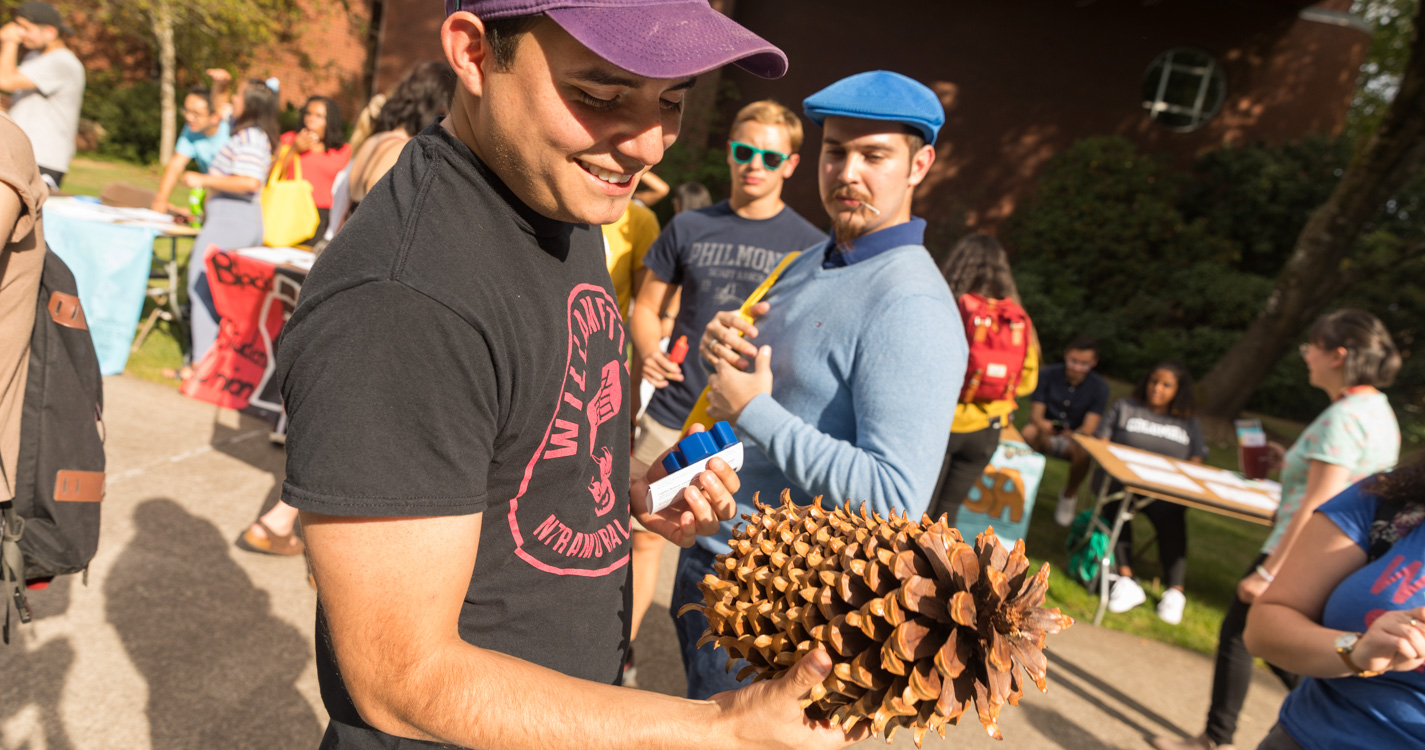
<box><xmin>261</xmin><ymin>146</ymin><xmax>321</xmax><ymax>247</ymax></box>
<box><xmin>681</xmin><ymin>250</ymin><xmax>801</xmax><ymax>433</ymax></box>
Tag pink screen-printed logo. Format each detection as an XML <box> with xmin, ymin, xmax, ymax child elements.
<box><xmin>507</xmin><ymin>284</ymin><xmax>632</xmax><ymax>576</ymax></box>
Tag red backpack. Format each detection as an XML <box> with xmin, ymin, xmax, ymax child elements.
<box><xmin>957</xmin><ymin>293</ymin><xmax>1031</xmax><ymax>403</ymax></box>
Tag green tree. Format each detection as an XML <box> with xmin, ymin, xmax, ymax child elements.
<box><xmin>1197</xmin><ymin>0</ymin><xmax>1425</xmax><ymax>417</ymax></box>
<box><xmin>93</xmin><ymin>0</ymin><xmax>300</xmax><ymax>163</ymax></box>
<box><xmin>1348</xmin><ymin>0</ymin><xmax>1421</xmax><ymax>143</ymax></box>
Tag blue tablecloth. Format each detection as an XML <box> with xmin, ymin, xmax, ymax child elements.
<box><xmin>43</xmin><ymin>201</ymin><xmax>160</xmax><ymax>376</ymax></box>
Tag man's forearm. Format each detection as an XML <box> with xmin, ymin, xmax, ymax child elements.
<box><xmin>154</xmin><ymin>158</ymin><xmax>188</xmax><ymax>210</ymax></box>
<box><xmin>365</xmin><ymin>638</ymin><xmax>728</xmax><ymax>750</ymax></box>
<box><xmin>0</xmin><ymin>42</ymin><xmax>21</xmax><ymax>91</ymax></box>
<box><xmin>630</xmin><ymin>303</ymin><xmax>665</xmax><ymax>362</ymax></box>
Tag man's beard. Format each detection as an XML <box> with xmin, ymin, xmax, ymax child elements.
<box><xmin>826</xmin><ymin>187</ymin><xmax>875</xmax><ymax>242</ymax></box>
<box><xmin>830</xmin><ymin>212</ymin><xmax>869</xmax><ymax>243</ymax></box>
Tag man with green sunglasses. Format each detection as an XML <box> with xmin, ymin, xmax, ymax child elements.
<box><xmin>631</xmin><ymin>99</ymin><xmax>825</xmax><ymax>471</ymax></box>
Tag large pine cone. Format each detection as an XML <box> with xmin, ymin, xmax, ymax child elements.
<box><xmin>679</xmin><ymin>491</ymin><xmax>1074</xmax><ymax>746</ymax></box>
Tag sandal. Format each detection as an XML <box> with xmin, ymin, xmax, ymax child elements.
<box><xmin>236</xmin><ymin>519</ymin><xmax>305</xmax><ymax>556</ymax></box>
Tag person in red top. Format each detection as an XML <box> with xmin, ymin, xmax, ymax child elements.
<box><xmin>275</xmin><ymin>96</ymin><xmax>350</xmax><ymax>242</ymax></box>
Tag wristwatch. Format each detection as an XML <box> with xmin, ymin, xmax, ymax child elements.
<box><xmin>1335</xmin><ymin>632</ymin><xmax>1383</xmax><ymax>677</ymax></box>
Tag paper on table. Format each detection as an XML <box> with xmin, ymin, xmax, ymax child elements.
<box><xmin>1125</xmin><ymin>463</ymin><xmax>1204</xmax><ymax>494</ymax></box>
<box><xmin>1176</xmin><ymin>461</ymin><xmax>1247</xmax><ymax>487</ymax></box>
<box><xmin>232</xmin><ymin>246</ymin><xmax>315</xmax><ymax>269</ymax></box>
<box><xmin>1206</xmin><ymin>482</ymin><xmax>1279</xmax><ymax>512</ymax></box>
<box><xmin>1107</xmin><ymin>444</ymin><xmax>1176</xmax><ymax>470</ymax></box>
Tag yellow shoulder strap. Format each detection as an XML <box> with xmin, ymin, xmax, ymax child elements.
<box><xmin>681</xmin><ymin>250</ymin><xmax>801</xmax><ymax>433</ymax></box>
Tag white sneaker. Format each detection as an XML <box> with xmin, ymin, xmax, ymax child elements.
<box><xmin>1157</xmin><ymin>588</ymin><xmax>1186</xmax><ymax>625</ymax></box>
<box><xmin>1054</xmin><ymin>492</ymin><xmax>1078</xmax><ymax>527</ymax></box>
<box><xmin>1107</xmin><ymin>575</ymin><xmax>1146</xmax><ymax>613</ymax></box>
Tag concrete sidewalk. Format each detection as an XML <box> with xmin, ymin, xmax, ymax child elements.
<box><xmin>1</xmin><ymin>375</ymin><xmax>1290</xmax><ymax>749</ymax></box>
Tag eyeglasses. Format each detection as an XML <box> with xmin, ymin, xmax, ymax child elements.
<box><xmin>730</xmin><ymin>141</ymin><xmax>790</xmax><ymax>169</ymax></box>
<box><xmin>1299</xmin><ymin>343</ymin><xmax>1311</xmax><ymax>358</ymax></box>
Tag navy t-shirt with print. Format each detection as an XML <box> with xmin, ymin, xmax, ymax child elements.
<box><xmin>279</xmin><ymin>125</ymin><xmax>632</xmax><ymax>748</ymax></box>
<box><xmin>1031</xmin><ymin>363</ymin><xmax>1110</xmax><ymax>431</ymax></box>
<box><xmin>642</xmin><ymin>200</ymin><xmax>826</xmax><ymax>429</ymax></box>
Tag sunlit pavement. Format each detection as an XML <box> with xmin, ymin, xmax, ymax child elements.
<box><xmin>1</xmin><ymin>375</ymin><xmax>1288</xmax><ymax>750</ymax></box>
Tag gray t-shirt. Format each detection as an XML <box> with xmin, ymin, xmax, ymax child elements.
<box><xmin>9</xmin><ymin>48</ymin><xmax>85</xmax><ymax>173</ymax></box>
<box><xmin>1096</xmin><ymin>397</ymin><xmax>1208</xmax><ymax>461</ymax></box>
<box><xmin>641</xmin><ymin>200</ymin><xmax>826</xmax><ymax>429</ymax></box>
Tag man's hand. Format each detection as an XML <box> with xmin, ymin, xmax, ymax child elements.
<box><xmin>206</xmin><ymin>68</ymin><xmax>231</xmax><ymax>86</ymax></box>
<box><xmin>700</xmin><ymin>301</ymin><xmax>767</xmax><ymax>370</ymax></box>
<box><xmin>707</xmin><ymin>346</ymin><xmax>772</xmax><ymax>425</ymax></box>
<box><xmin>630</xmin><ymin>423</ymin><xmax>740</xmax><ymax>548</ymax></box>
<box><xmin>712</xmin><ymin>648</ymin><xmax>871</xmax><ymax>749</ymax></box>
<box><xmin>0</xmin><ymin>24</ymin><xmax>20</xmax><ymax>45</ymax></box>
<box><xmin>181</xmin><ymin>172</ymin><xmax>206</xmax><ymax>189</ymax></box>
<box><xmin>640</xmin><ymin>349</ymin><xmax>683</xmax><ymax>388</ymax></box>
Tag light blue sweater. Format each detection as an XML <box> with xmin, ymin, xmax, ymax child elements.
<box><xmin>699</xmin><ymin>241</ymin><xmax>967</xmax><ymax>555</ymax></box>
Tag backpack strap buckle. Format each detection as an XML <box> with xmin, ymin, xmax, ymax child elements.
<box><xmin>48</xmin><ymin>291</ymin><xmax>87</xmax><ymax>331</ymax></box>
<box><xmin>1</xmin><ymin>503</ymin><xmax>31</xmax><ymax>643</ymax></box>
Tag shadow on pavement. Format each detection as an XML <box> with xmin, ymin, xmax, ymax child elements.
<box><xmin>0</xmin><ymin>565</ymin><xmax>76</xmax><ymax>750</ymax></box>
<box><xmin>1021</xmin><ymin>702</ymin><xmax>1113</xmax><ymax>750</ymax></box>
<box><xmin>1048</xmin><ymin>651</ymin><xmax>1189</xmax><ymax>740</ymax></box>
<box><xmin>105</xmin><ymin>498</ymin><xmax>320</xmax><ymax>749</ymax></box>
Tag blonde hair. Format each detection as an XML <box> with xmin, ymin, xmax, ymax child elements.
<box><xmin>730</xmin><ymin>99</ymin><xmax>804</xmax><ymax>153</ymax></box>
<box><xmin>347</xmin><ymin>93</ymin><xmax>388</xmax><ymax>155</ymax></box>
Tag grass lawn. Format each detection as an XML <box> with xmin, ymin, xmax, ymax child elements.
<box><xmin>64</xmin><ymin>156</ymin><xmax>193</xmax><ymax>386</ymax></box>
<box><xmin>1011</xmin><ymin>390</ymin><xmax>1303</xmax><ymax>657</ymax></box>
<box><xmin>65</xmin><ymin>154</ymin><xmax>1313</xmax><ymax>659</ymax></box>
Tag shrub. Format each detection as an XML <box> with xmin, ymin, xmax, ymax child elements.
<box><xmin>80</xmin><ymin>69</ymin><xmax>165</xmax><ymax>164</ymax></box>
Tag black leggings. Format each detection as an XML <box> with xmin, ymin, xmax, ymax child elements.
<box><xmin>1102</xmin><ymin>495</ymin><xmax>1188</xmax><ymax>589</ymax></box>
<box><xmin>1205</xmin><ymin>554</ymin><xmax>1301</xmax><ymax>746</ymax></box>
<box><xmin>927</xmin><ymin>423</ymin><xmax>1001</xmax><ymax>527</ymax></box>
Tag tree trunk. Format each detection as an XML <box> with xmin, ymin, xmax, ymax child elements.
<box><xmin>1199</xmin><ymin>4</ymin><xmax>1425</xmax><ymax>418</ymax></box>
<box><xmin>153</xmin><ymin>1</ymin><xmax>176</xmax><ymax>166</ymax></box>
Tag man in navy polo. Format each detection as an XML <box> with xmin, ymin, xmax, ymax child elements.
<box><xmin>1021</xmin><ymin>334</ymin><xmax>1111</xmax><ymax>525</ymax></box>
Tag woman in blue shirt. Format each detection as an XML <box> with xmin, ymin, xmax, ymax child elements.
<box><xmin>1244</xmin><ymin>460</ymin><xmax>1425</xmax><ymax>749</ymax></box>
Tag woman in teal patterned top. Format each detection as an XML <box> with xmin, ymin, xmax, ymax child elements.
<box><xmin>1152</xmin><ymin>308</ymin><xmax>1401</xmax><ymax>750</ymax></box>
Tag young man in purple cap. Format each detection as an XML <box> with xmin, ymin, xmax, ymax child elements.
<box><xmin>0</xmin><ymin>2</ymin><xmax>84</xmax><ymax>189</ymax></box>
<box><xmin>682</xmin><ymin>70</ymin><xmax>967</xmax><ymax>698</ymax></box>
<box><xmin>277</xmin><ymin>3</ymin><xmax>865</xmax><ymax>748</ymax></box>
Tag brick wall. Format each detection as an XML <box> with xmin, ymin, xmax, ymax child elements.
<box><xmin>253</xmin><ymin>1</ymin><xmax>375</xmax><ymax>126</ymax></box>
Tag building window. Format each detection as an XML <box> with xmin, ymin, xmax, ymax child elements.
<box><xmin>1141</xmin><ymin>49</ymin><xmax>1226</xmax><ymax>132</ymax></box>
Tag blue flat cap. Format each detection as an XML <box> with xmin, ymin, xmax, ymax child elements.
<box><xmin>803</xmin><ymin>70</ymin><xmax>944</xmax><ymax>144</ymax></box>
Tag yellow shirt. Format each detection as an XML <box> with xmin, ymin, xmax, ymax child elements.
<box><xmin>952</xmin><ymin>343</ymin><xmax>1039</xmax><ymax>433</ymax></box>
<box><xmin>601</xmin><ymin>202</ymin><xmax>661</xmax><ymax>317</ymax></box>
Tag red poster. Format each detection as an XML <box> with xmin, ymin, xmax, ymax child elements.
<box><xmin>180</xmin><ymin>248</ymin><xmax>299</xmax><ymax>422</ymax></box>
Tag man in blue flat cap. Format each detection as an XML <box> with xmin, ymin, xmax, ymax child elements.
<box><xmin>684</xmin><ymin>70</ymin><xmax>968</xmax><ymax>698</ymax></box>
<box><xmin>279</xmin><ymin>2</ymin><xmax>869</xmax><ymax>749</ymax></box>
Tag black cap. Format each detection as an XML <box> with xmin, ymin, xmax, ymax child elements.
<box><xmin>15</xmin><ymin>2</ymin><xmax>73</xmax><ymax>36</ymax></box>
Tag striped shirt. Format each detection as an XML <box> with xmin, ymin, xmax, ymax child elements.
<box><xmin>208</xmin><ymin>125</ymin><xmax>272</xmax><ymax>198</ymax></box>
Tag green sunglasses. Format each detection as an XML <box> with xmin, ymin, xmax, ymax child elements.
<box><xmin>729</xmin><ymin>141</ymin><xmax>790</xmax><ymax>169</ymax></box>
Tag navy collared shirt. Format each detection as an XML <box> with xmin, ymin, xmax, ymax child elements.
<box><xmin>823</xmin><ymin>217</ymin><xmax>927</xmax><ymax>268</ymax></box>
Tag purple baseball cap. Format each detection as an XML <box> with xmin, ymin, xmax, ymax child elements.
<box><xmin>444</xmin><ymin>0</ymin><xmax>787</xmax><ymax>79</ymax></box>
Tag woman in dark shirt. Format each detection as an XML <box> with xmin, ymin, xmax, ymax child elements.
<box><xmin>1097</xmin><ymin>360</ymin><xmax>1208</xmax><ymax>624</ymax></box>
